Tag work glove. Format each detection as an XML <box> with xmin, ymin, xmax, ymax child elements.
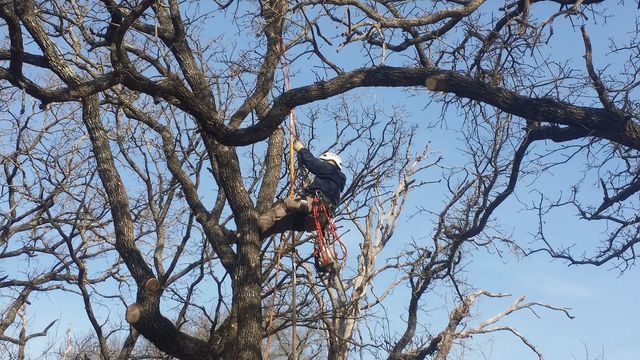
<box><xmin>284</xmin><ymin>196</ymin><xmax>308</xmax><ymax>212</ymax></box>
<box><xmin>293</xmin><ymin>139</ymin><xmax>305</xmax><ymax>152</ymax></box>
<box><xmin>284</xmin><ymin>196</ymin><xmax>301</xmax><ymax>210</ymax></box>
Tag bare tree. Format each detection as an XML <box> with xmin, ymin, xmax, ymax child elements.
<box><xmin>1</xmin><ymin>1</ymin><xmax>638</xmax><ymax>359</ymax></box>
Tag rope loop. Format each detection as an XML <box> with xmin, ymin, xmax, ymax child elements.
<box><xmin>311</xmin><ymin>197</ymin><xmax>347</xmax><ymax>270</ymax></box>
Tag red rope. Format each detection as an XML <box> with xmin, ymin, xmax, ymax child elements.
<box><xmin>311</xmin><ymin>198</ymin><xmax>347</xmax><ymax>269</ymax></box>
<box><xmin>311</xmin><ymin>198</ymin><xmax>330</xmax><ymax>268</ymax></box>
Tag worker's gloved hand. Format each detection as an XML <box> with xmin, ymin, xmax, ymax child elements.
<box><xmin>284</xmin><ymin>196</ymin><xmax>300</xmax><ymax>210</ymax></box>
<box><xmin>284</xmin><ymin>196</ymin><xmax>306</xmax><ymax>212</ymax></box>
<box><xmin>293</xmin><ymin>140</ymin><xmax>305</xmax><ymax>152</ymax></box>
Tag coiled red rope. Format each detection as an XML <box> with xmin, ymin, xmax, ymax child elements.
<box><xmin>311</xmin><ymin>197</ymin><xmax>347</xmax><ymax>269</ymax></box>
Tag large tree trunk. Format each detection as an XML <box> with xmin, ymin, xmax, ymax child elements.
<box><xmin>228</xmin><ymin>231</ymin><xmax>263</xmax><ymax>360</ymax></box>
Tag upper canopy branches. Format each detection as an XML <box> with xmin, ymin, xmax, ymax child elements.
<box><xmin>0</xmin><ymin>0</ymin><xmax>636</xmax><ymax>148</ymax></box>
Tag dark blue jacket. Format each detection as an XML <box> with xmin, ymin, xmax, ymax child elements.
<box><xmin>298</xmin><ymin>148</ymin><xmax>346</xmax><ymax>206</ymax></box>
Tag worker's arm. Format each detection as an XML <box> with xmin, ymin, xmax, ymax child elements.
<box><xmin>297</xmin><ymin>148</ymin><xmax>337</xmax><ymax>176</ymax></box>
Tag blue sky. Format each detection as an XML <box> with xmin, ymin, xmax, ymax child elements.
<box><xmin>467</xmin><ymin>250</ymin><xmax>640</xmax><ymax>360</ymax></box>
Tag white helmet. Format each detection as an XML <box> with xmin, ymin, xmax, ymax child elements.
<box><xmin>319</xmin><ymin>152</ymin><xmax>342</xmax><ymax>170</ymax></box>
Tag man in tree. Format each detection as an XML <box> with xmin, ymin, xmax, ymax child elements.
<box><xmin>258</xmin><ymin>139</ymin><xmax>347</xmax><ymax>240</ymax></box>
<box><xmin>5</xmin><ymin>1</ymin><xmax>640</xmax><ymax>359</ymax></box>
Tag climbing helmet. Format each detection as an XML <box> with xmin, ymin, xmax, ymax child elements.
<box><xmin>319</xmin><ymin>152</ymin><xmax>342</xmax><ymax>170</ymax></box>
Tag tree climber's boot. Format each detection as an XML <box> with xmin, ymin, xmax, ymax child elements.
<box><xmin>313</xmin><ymin>239</ymin><xmax>336</xmax><ymax>273</ymax></box>
<box><xmin>314</xmin><ymin>250</ymin><xmax>336</xmax><ymax>274</ymax></box>
<box><xmin>322</xmin><ymin>244</ymin><xmax>336</xmax><ymax>268</ymax></box>
<box><xmin>314</xmin><ymin>249</ymin><xmax>329</xmax><ymax>273</ymax></box>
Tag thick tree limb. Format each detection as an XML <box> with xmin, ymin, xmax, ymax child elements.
<box><xmin>194</xmin><ymin>66</ymin><xmax>638</xmax><ymax>148</ymax></box>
